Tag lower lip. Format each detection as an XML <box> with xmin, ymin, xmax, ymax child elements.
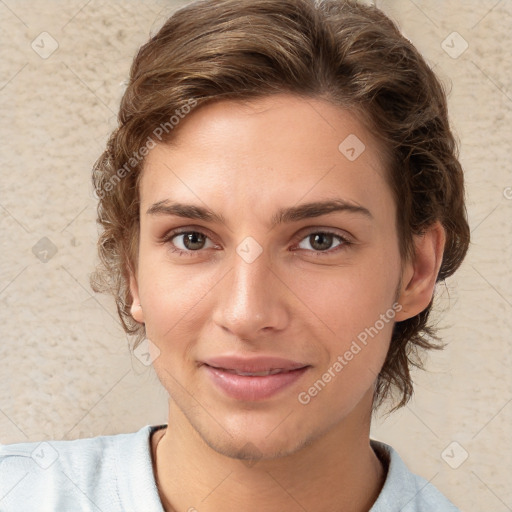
<box><xmin>203</xmin><ymin>365</ymin><xmax>310</xmax><ymax>401</ymax></box>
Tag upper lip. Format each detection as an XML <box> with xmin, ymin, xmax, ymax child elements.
<box><xmin>202</xmin><ymin>355</ymin><xmax>309</xmax><ymax>373</ymax></box>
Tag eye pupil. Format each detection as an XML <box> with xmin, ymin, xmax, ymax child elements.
<box><xmin>310</xmin><ymin>233</ymin><xmax>333</xmax><ymax>251</ymax></box>
<box><xmin>184</xmin><ymin>232</ymin><xmax>206</xmax><ymax>250</ymax></box>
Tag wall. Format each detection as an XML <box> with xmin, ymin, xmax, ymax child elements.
<box><xmin>0</xmin><ymin>1</ymin><xmax>510</xmax><ymax>510</ymax></box>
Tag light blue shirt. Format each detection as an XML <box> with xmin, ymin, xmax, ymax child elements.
<box><xmin>0</xmin><ymin>424</ymin><xmax>459</xmax><ymax>511</ymax></box>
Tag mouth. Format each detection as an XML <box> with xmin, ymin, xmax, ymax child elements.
<box><xmin>203</xmin><ymin>365</ymin><xmax>307</xmax><ymax>377</ymax></box>
<box><xmin>200</xmin><ymin>358</ymin><xmax>311</xmax><ymax>401</ymax></box>
<box><xmin>201</xmin><ymin>355</ymin><xmax>309</xmax><ymax>373</ymax></box>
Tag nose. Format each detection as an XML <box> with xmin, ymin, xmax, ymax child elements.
<box><xmin>211</xmin><ymin>249</ymin><xmax>289</xmax><ymax>340</ymax></box>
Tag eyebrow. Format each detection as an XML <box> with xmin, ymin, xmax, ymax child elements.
<box><xmin>146</xmin><ymin>199</ymin><xmax>373</xmax><ymax>227</ymax></box>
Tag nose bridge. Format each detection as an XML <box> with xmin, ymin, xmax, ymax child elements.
<box><xmin>213</xmin><ymin>248</ymin><xmax>287</xmax><ymax>338</ymax></box>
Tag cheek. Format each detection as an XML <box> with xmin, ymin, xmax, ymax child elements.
<box><xmin>296</xmin><ymin>271</ymin><xmax>398</xmax><ymax>414</ymax></box>
<box><xmin>293</xmin><ymin>250</ymin><xmax>401</xmax><ymax>342</ymax></box>
<box><xmin>136</xmin><ymin>255</ymin><xmax>218</xmax><ymax>348</ymax></box>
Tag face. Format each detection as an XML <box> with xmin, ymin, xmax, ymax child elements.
<box><xmin>130</xmin><ymin>94</ymin><xmax>407</xmax><ymax>460</ymax></box>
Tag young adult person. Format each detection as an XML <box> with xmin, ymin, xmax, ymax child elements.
<box><xmin>0</xmin><ymin>1</ymin><xmax>469</xmax><ymax>510</ymax></box>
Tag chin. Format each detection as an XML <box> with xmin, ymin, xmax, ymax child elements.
<box><xmin>189</xmin><ymin>407</ymin><xmax>327</xmax><ymax>463</ymax></box>
<box><xmin>201</xmin><ymin>430</ymin><xmax>309</xmax><ymax>462</ymax></box>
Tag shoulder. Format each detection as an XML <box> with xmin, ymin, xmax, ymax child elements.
<box><xmin>0</xmin><ymin>425</ymin><xmax>165</xmax><ymax>512</ymax></box>
<box><xmin>370</xmin><ymin>440</ymin><xmax>460</xmax><ymax>512</ymax></box>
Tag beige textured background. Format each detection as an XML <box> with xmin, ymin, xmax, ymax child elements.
<box><xmin>0</xmin><ymin>1</ymin><xmax>511</xmax><ymax>510</ymax></box>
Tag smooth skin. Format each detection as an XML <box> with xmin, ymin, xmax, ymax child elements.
<box><xmin>129</xmin><ymin>94</ymin><xmax>446</xmax><ymax>512</ymax></box>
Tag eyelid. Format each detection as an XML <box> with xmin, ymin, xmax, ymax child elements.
<box><xmin>161</xmin><ymin>225</ymin><xmax>354</xmax><ymax>256</ymax></box>
<box><xmin>292</xmin><ymin>226</ymin><xmax>355</xmax><ymax>245</ymax></box>
<box><xmin>288</xmin><ymin>230</ymin><xmax>351</xmax><ymax>257</ymax></box>
<box><xmin>161</xmin><ymin>227</ymin><xmax>219</xmax><ymax>258</ymax></box>
<box><xmin>160</xmin><ymin>225</ymin><xmax>217</xmax><ymax>243</ymax></box>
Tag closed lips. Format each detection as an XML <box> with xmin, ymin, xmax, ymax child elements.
<box><xmin>201</xmin><ymin>355</ymin><xmax>310</xmax><ymax>375</ymax></box>
<box><xmin>205</xmin><ymin>366</ymin><xmax>306</xmax><ymax>376</ymax></box>
<box><xmin>202</xmin><ymin>357</ymin><xmax>312</xmax><ymax>401</ymax></box>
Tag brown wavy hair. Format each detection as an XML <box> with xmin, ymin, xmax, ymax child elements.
<box><xmin>91</xmin><ymin>0</ymin><xmax>470</xmax><ymax>410</ymax></box>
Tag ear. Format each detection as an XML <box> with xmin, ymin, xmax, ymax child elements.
<box><xmin>129</xmin><ymin>268</ymin><xmax>145</xmax><ymax>324</ymax></box>
<box><xmin>394</xmin><ymin>221</ymin><xmax>446</xmax><ymax>322</ymax></box>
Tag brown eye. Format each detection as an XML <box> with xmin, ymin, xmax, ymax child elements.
<box><xmin>181</xmin><ymin>232</ymin><xmax>207</xmax><ymax>250</ymax></box>
<box><xmin>296</xmin><ymin>231</ymin><xmax>349</xmax><ymax>254</ymax></box>
<box><xmin>309</xmin><ymin>233</ymin><xmax>334</xmax><ymax>251</ymax></box>
<box><xmin>168</xmin><ymin>231</ymin><xmax>214</xmax><ymax>252</ymax></box>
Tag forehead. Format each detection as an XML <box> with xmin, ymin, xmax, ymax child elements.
<box><xmin>139</xmin><ymin>94</ymin><xmax>394</xmax><ymax>221</ymax></box>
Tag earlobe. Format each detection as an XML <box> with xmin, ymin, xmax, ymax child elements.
<box><xmin>129</xmin><ymin>271</ymin><xmax>145</xmax><ymax>324</ymax></box>
<box><xmin>394</xmin><ymin>221</ymin><xmax>446</xmax><ymax>322</ymax></box>
<box><xmin>130</xmin><ymin>302</ymin><xmax>144</xmax><ymax>324</ymax></box>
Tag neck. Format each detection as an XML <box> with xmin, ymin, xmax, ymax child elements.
<box><xmin>151</xmin><ymin>393</ymin><xmax>385</xmax><ymax>512</ymax></box>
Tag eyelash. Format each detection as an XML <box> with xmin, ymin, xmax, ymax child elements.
<box><xmin>162</xmin><ymin>228</ymin><xmax>352</xmax><ymax>258</ymax></box>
